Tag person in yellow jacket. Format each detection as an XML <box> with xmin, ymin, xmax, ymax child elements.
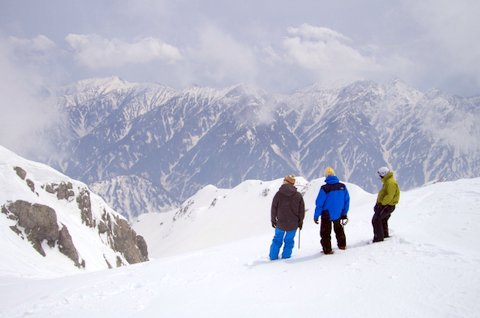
<box><xmin>372</xmin><ymin>166</ymin><xmax>400</xmax><ymax>242</ymax></box>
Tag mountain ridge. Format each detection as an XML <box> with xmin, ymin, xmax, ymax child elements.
<box><xmin>41</xmin><ymin>77</ymin><xmax>480</xmax><ymax>218</ymax></box>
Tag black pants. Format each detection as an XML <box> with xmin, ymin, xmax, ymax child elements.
<box><xmin>320</xmin><ymin>213</ymin><xmax>346</xmax><ymax>253</ymax></box>
<box><xmin>372</xmin><ymin>205</ymin><xmax>396</xmax><ymax>242</ymax></box>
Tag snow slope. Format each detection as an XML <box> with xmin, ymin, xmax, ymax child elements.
<box><xmin>0</xmin><ymin>145</ymin><xmax>147</xmax><ymax>277</ymax></box>
<box><xmin>1</xmin><ymin>177</ymin><xmax>480</xmax><ymax>317</ymax></box>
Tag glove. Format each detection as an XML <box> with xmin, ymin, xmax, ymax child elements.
<box><xmin>314</xmin><ymin>218</ymin><xmax>319</xmax><ymax>224</ymax></box>
<box><xmin>298</xmin><ymin>223</ymin><xmax>303</xmax><ymax>230</ymax></box>
<box><xmin>272</xmin><ymin>221</ymin><xmax>276</xmax><ymax>228</ymax></box>
<box><xmin>341</xmin><ymin>214</ymin><xmax>348</xmax><ymax>220</ymax></box>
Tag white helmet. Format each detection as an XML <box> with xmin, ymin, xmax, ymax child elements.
<box><xmin>377</xmin><ymin>166</ymin><xmax>390</xmax><ymax>177</ymax></box>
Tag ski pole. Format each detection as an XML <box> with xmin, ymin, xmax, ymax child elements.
<box><xmin>297</xmin><ymin>230</ymin><xmax>300</xmax><ymax>249</ymax></box>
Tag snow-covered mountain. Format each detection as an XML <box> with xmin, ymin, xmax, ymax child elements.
<box><xmin>0</xmin><ymin>145</ymin><xmax>148</xmax><ymax>276</ymax></box>
<box><xmin>43</xmin><ymin>77</ymin><xmax>480</xmax><ymax>218</ymax></box>
<box><xmin>2</xmin><ymin>176</ymin><xmax>479</xmax><ymax>317</ymax></box>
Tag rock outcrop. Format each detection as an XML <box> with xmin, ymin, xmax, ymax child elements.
<box><xmin>0</xmin><ymin>161</ymin><xmax>149</xmax><ymax>271</ymax></box>
<box><xmin>2</xmin><ymin>200</ymin><xmax>60</xmax><ymax>257</ymax></box>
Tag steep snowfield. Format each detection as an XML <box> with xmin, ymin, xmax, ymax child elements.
<box><xmin>0</xmin><ymin>145</ymin><xmax>144</xmax><ymax>277</ymax></box>
<box><xmin>1</xmin><ymin>177</ymin><xmax>479</xmax><ymax>317</ymax></box>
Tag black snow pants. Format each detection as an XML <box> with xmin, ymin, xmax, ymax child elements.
<box><xmin>320</xmin><ymin>211</ymin><xmax>346</xmax><ymax>253</ymax></box>
<box><xmin>372</xmin><ymin>204</ymin><xmax>396</xmax><ymax>242</ymax></box>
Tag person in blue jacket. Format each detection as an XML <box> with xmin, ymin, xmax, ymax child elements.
<box><xmin>314</xmin><ymin>167</ymin><xmax>350</xmax><ymax>254</ymax></box>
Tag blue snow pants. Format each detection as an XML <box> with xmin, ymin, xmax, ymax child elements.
<box><xmin>269</xmin><ymin>228</ymin><xmax>297</xmax><ymax>260</ymax></box>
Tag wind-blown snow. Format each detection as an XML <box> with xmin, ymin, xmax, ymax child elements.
<box><xmin>1</xmin><ymin>176</ymin><xmax>479</xmax><ymax>317</ymax></box>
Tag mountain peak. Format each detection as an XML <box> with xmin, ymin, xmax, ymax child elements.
<box><xmin>223</xmin><ymin>83</ymin><xmax>267</xmax><ymax>98</ymax></box>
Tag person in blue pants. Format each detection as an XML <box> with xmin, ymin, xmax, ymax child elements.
<box><xmin>269</xmin><ymin>175</ymin><xmax>305</xmax><ymax>260</ymax></box>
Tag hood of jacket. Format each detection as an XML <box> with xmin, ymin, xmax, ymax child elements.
<box><xmin>325</xmin><ymin>175</ymin><xmax>340</xmax><ymax>184</ymax></box>
<box><xmin>278</xmin><ymin>184</ymin><xmax>298</xmax><ymax>196</ymax></box>
<box><xmin>381</xmin><ymin>171</ymin><xmax>394</xmax><ymax>183</ymax></box>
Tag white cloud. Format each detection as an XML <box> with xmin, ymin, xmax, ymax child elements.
<box><xmin>8</xmin><ymin>35</ymin><xmax>56</xmax><ymax>62</ymax></box>
<box><xmin>0</xmin><ymin>39</ymin><xmax>61</xmax><ymax>158</ymax></box>
<box><xmin>405</xmin><ymin>0</ymin><xmax>480</xmax><ymax>92</ymax></box>
<box><xmin>186</xmin><ymin>25</ymin><xmax>258</xmax><ymax>86</ymax></box>
<box><xmin>9</xmin><ymin>35</ymin><xmax>56</xmax><ymax>51</ymax></box>
<box><xmin>66</xmin><ymin>34</ymin><xmax>182</xmax><ymax>69</ymax></box>
<box><xmin>282</xmin><ymin>24</ymin><xmax>383</xmax><ymax>85</ymax></box>
<box><xmin>286</xmin><ymin>24</ymin><xmax>350</xmax><ymax>43</ymax></box>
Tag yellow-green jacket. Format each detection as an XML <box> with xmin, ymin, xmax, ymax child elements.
<box><xmin>376</xmin><ymin>171</ymin><xmax>400</xmax><ymax>206</ymax></box>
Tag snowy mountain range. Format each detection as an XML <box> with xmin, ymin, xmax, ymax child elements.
<box><xmin>0</xmin><ymin>145</ymin><xmax>148</xmax><ymax>276</ymax></box>
<box><xmin>43</xmin><ymin>77</ymin><xmax>480</xmax><ymax>218</ymax></box>
<box><xmin>2</xmin><ymin>170</ymin><xmax>479</xmax><ymax>317</ymax></box>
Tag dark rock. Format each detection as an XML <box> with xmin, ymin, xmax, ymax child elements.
<box><xmin>26</xmin><ymin>179</ymin><xmax>35</xmax><ymax>193</ymax></box>
<box><xmin>77</xmin><ymin>189</ymin><xmax>94</xmax><ymax>227</ymax></box>
<box><xmin>44</xmin><ymin>182</ymin><xmax>75</xmax><ymax>200</ymax></box>
<box><xmin>58</xmin><ymin>224</ymin><xmax>83</xmax><ymax>268</ymax></box>
<box><xmin>4</xmin><ymin>200</ymin><xmax>59</xmax><ymax>256</ymax></box>
<box><xmin>44</xmin><ymin>184</ymin><xmax>55</xmax><ymax>194</ymax></box>
<box><xmin>9</xmin><ymin>225</ymin><xmax>23</xmax><ymax>237</ymax></box>
<box><xmin>56</xmin><ymin>182</ymin><xmax>74</xmax><ymax>200</ymax></box>
<box><xmin>97</xmin><ymin>221</ymin><xmax>109</xmax><ymax>234</ymax></box>
<box><xmin>112</xmin><ymin>217</ymin><xmax>149</xmax><ymax>264</ymax></box>
<box><xmin>116</xmin><ymin>256</ymin><xmax>124</xmax><ymax>267</ymax></box>
<box><xmin>14</xmin><ymin>166</ymin><xmax>27</xmax><ymax>180</ymax></box>
<box><xmin>136</xmin><ymin>235</ymin><xmax>149</xmax><ymax>260</ymax></box>
<box><xmin>104</xmin><ymin>255</ymin><xmax>113</xmax><ymax>269</ymax></box>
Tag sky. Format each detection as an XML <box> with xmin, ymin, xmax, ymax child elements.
<box><xmin>0</xmin><ymin>0</ymin><xmax>480</xmax><ymax>155</ymax></box>
<box><xmin>1</xmin><ymin>0</ymin><xmax>480</xmax><ymax>95</ymax></box>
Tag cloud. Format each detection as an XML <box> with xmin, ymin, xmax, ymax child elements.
<box><xmin>408</xmin><ymin>0</ymin><xmax>480</xmax><ymax>65</ymax></box>
<box><xmin>183</xmin><ymin>25</ymin><xmax>258</xmax><ymax>87</ymax></box>
<box><xmin>8</xmin><ymin>35</ymin><xmax>56</xmax><ymax>52</ymax></box>
<box><xmin>282</xmin><ymin>24</ymin><xmax>383</xmax><ymax>85</ymax></box>
<box><xmin>8</xmin><ymin>35</ymin><xmax>56</xmax><ymax>62</ymax></box>
<box><xmin>0</xmin><ymin>37</ymin><xmax>61</xmax><ymax>158</ymax></box>
<box><xmin>404</xmin><ymin>0</ymin><xmax>480</xmax><ymax>93</ymax></box>
<box><xmin>66</xmin><ymin>34</ymin><xmax>182</xmax><ymax>69</ymax></box>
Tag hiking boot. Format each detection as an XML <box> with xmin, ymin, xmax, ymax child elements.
<box><xmin>323</xmin><ymin>250</ymin><xmax>334</xmax><ymax>255</ymax></box>
<box><xmin>338</xmin><ymin>246</ymin><xmax>346</xmax><ymax>250</ymax></box>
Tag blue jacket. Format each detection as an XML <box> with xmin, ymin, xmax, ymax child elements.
<box><xmin>314</xmin><ymin>176</ymin><xmax>350</xmax><ymax>221</ymax></box>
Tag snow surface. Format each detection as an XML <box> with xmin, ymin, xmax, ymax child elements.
<box><xmin>1</xmin><ymin>175</ymin><xmax>480</xmax><ymax>317</ymax></box>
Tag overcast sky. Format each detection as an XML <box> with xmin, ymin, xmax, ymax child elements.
<box><xmin>1</xmin><ymin>0</ymin><xmax>480</xmax><ymax>155</ymax></box>
<box><xmin>2</xmin><ymin>0</ymin><xmax>480</xmax><ymax>95</ymax></box>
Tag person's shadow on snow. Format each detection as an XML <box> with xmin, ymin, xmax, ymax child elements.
<box><xmin>284</xmin><ymin>253</ymin><xmax>323</xmax><ymax>264</ymax></box>
<box><xmin>246</xmin><ymin>240</ymin><xmax>375</xmax><ymax>267</ymax></box>
<box><xmin>285</xmin><ymin>240</ymin><xmax>374</xmax><ymax>264</ymax></box>
<box><xmin>245</xmin><ymin>253</ymin><xmax>323</xmax><ymax>268</ymax></box>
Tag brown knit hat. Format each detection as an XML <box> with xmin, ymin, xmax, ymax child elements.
<box><xmin>284</xmin><ymin>175</ymin><xmax>296</xmax><ymax>185</ymax></box>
